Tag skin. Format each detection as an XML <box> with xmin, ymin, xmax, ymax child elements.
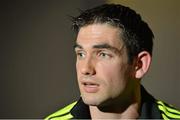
<box><xmin>74</xmin><ymin>23</ymin><xmax>145</xmax><ymax>119</ymax></box>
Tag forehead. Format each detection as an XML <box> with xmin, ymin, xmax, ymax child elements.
<box><xmin>76</xmin><ymin>24</ymin><xmax>123</xmax><ymax>49</ymax></box>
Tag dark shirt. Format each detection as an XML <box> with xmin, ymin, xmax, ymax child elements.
<box><xmin>70</xmin><ymin>85</ymin><xmax>162</xmax><ymax>119</ymax></box>
<box><xmin>45</xmin><ymin>85</ymin><xmax>180</xmax><ymax>119</ymax></box>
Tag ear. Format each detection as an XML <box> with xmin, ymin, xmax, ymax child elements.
<box><xmin>134</xmin><ymin>51</ymin><xmax>152</xmax><ymax>79</ymax></box>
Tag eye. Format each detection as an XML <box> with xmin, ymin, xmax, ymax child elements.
<box><xmin>76</xmin><ymin>51</ymin><xmax>86</xmax><ymax>59</ymax></box>
<box><xmin>98</xmin><ymin>52</ymin><xmax>112</xmax><ymax>59</ymax></box>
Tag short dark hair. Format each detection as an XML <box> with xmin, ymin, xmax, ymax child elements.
<box><xmin>72</xmin><ymin>4</ymin><xmax>154</xmax><ymax>63</ymax></box>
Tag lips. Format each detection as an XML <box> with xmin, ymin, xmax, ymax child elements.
<box><xmin>81</xmin><ymin>81</ymin><xmax>99</xmax><ymax>93</ymax></box>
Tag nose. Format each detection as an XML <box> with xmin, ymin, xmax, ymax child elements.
<box><xmin>80</xmin><ymin>57</ymin><xmax>96</xmax><ymax>76</ymax></box>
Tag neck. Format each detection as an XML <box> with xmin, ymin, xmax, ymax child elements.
<box><xmin>89</xmin><ymin>85</ymin><xmax>141</xmax><ymax>119</ymax></box>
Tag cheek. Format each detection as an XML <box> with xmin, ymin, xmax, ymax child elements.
<box><xmin>97</xmin><ymin>61</ymin><xmax>128</xmax><ymax>89</ymax></box>
<box><xmin>76</xmin><ymin>62</ymin><xmax>79</xmax><ymax>74</ymax></box>
<box><xmin>76</xmin><ymin>62</ymin><xmax>81</xmax><ymax>83</ymax></box>
<box><xmin>97</xmin><ymin>61</ymin><xmax>124</xmax><ymax>79</ymax></box>
<box><xmin>97</xmin><ymin>61</ymin><xmax>126</xmax><ymax>85</ymax></box>
<box><xmin>76</xmin><ymin>61</ymin><xmax>81</xmax><ymax>74</ymax></box>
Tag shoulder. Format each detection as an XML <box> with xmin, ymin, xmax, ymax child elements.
<box><xmin>45</xmin><ymin>101</ymin><xmax>77</xmax><ymax>120</ymax></box>
<box><xmin>156</xmin><ymin>100</ymin><xmax>180</xmax><ymax>119</ymax></box>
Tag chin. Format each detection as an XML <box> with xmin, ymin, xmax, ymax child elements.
<box><xmin>82</xmin><ymin>95</ymin><xmax>102</xmax><ymax>106</ymax></box>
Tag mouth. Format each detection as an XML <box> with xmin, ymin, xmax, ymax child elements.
<box><xmin>81</xmin><ymin>82</ymin><xmax>99</xmax><ymax>93</ymax></box>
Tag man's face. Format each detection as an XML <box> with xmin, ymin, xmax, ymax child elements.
<box><xmin>75</xmin><ymin>24</ymin><xmax>135</xmax><ymax>107</ymax></box>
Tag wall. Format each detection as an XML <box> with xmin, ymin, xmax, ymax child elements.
<box><xmin>0</xmin><ymin>0</ymin><xmax>105</xmax><ymax>118</ymax></box>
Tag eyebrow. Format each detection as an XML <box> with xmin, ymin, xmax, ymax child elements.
<box><xmin>74</xmin><ymin>43</ymin><xmax>123</xmax><ymax>54</ymax></box>
<box><xmin>73</xmin><ymin>43</ymin><xmax>82</xmax><ymax>49</ymax></box>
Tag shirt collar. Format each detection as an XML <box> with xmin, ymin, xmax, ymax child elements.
<box><xmin>70</xmin><ymin>85</ymin><xmax>162</xmax><ymax>119</ymax></box>
<box><xmin>70</xmin><ymin>98</ymin><xmax>91</xmax><ymax>119</ymax></box>
<box><xmin>138</xmin><ymin>85</ymin><xmax>162</xmax><ymax>119</ymax></box>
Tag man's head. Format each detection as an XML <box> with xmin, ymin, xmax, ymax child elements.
<box><xmin>72</xmin><ymin>4</ymin><xmax>154</xmax><ymax>64</ymax></box>
<box><xmin>73</xmin><ymin>4</ymin><xmax>153</xmax><ymax>108</ymax></box>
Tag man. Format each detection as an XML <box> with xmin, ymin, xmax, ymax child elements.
<box><xmin>45</xmin><ymin>4</ymin><xmax>180</xmax><ymax>119</ymax></box>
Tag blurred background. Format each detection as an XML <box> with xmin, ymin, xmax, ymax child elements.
<box><xmin>0</xmin><ymin>0</ymin><xmax>179</xmax><ymax>118</ymax></box>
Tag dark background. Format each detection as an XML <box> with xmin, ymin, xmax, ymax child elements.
<box><xmin>0</xmin><ymin>0</ymin><xmax>179</xmax><ymax>118</ymax></box>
